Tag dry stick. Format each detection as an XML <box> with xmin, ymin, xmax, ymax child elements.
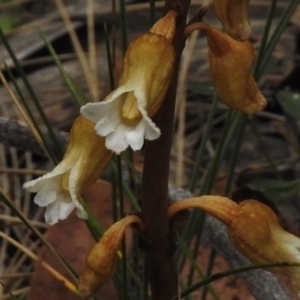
<box><xmin>140</xmin><ymin>2</ymin><xmax>191</xmax><ymax>300</ymax></box>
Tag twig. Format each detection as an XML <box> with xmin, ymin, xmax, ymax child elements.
<box><xmin>0</xmin><ymin>117</ymin><xmax>67</xmax><ymax>156</ymax></box>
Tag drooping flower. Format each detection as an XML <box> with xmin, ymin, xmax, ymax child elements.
<box><xmin>80</xmin><ymin>11</ymin><xmax>177</xmax><ymax>154</ymax></box>
<box><xmin>212</xmin><ymin>0</ymin><xmax>251</xmax><ymax>41</ymax></box>
<box><xmin>78</xmin><ymin>215</ymin><xmax>144</xmax><ymax>297</ymax></box>
<box><xmin>23</xmin><ymin>116</ymin><xmax>113</xmax><ymax>225</ymax></box>
<box><xmin>168</xmin><ymin>196</ymin><xmax>300</xmax><ymax>295</ymax></box>
<box><xmin>198</xmin><ymin>22</ymin><xmax>266</xmax><ymax>113</ymax></box>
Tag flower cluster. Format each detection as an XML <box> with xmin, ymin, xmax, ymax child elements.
<box><xmin>23</xmin><ymin>12</ymin><xmax>177</xmax><ymax>224</ymax></box>
<box><xmin>22</xmin><ymin>3</ymin><xmax>277</xmax><ymax>296</ymax></box>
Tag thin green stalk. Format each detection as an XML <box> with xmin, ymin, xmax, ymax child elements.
<box><xmin>200</xmin><ymin>114</ymin><xmax>246</xmax><ymax>300</ymax></box>
<box><xmin>149</xmin><ymin>0</ymin><xmax>155</xmax><ymax>26</ymax></box>
<box><xmin>177</xmin><ymin>235</ymin><xmax>220</xmax><ymax>300</ymax></box>
<box><xmin>249</xmin><ymin>118</ymin><xmax>281</xmax><ymax>179</ymax></box>
<box><xmin>182</xmin><ymin>110</ymin><xmax>237</xmax><ymax>246</ymax></box>
<box><xmin>256</xmin><ymin>0</ymin><xmax>300</xmax><ymax>79</ymax></box>
<box><xmin>39</xmin><ymin>30</ymin><xmax>89</xmax><ymax>106</ymax></box>
<box><xmin>181</xmin><ymin>110</ymin><xmax>238</xmax><ymax>281</ymax></box>
<box><xmin>223</xmin><ymin>114</ymin><xmax>247</xmax><ymax>196</ymax></box>
<box><xmin>4</xmin><ymin>64</ymin><xmax>58</xmax><ymax>164</ymax></box>
<box><xmin>0</xmin><ymin>28</ymin><xmax>63</xmax><ymax>159</ymax></box>
<box><xmin>186</xmin><ymin>231</ymin><xmax>201</xmax><ymax>285</ymax></box>
<box><xmin>81</xmin><ymin>199</ymin><xmax>104</xmax><ymax>240</ymax></box>
<box><xmin>111</xmin><ymin>161</ymin><xmax>140</xmax><ymax>210</ymax></box>
<box><xmin>188</xmin><ymin>94</ymin><xmax>219</xmax><ymax>192</ymax></box>
<box><xmin>253</xmin><ymin>0</ymin><xmax>278</xmax><ymax>77</ymax></box>
<box><xmin>0</xmin><ymin>189</ymin><xmax>77</xmax><ymax>280</ymax></box>
<box><xmin>172</xmin><ymin>261</ymin><xmax>300</xmax><ymax>300</ymax></box>
<box><xmin>116</xmin><ymin>155</ymin><xmax>128</xmax><ymax>300</ymax></box>
<box><xmin>200</xmin><ymin>110</ymin><xmax>237</xmax><ymax>194</ymax></box>
<box><xmin>200</xmin><ymin>249</ymin><xmax>216</xmax><ymax>300</ymax></box>
<box><xmin>104</xmin><ymin>23</ymin><xmax>115</xmax><ymax>91</ymax></box>
<box><xmin>119</xmin><ymin>0</ymin><xmax>128</xmax><ymax>54</ymax></box>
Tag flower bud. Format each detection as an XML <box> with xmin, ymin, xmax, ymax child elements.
<box><xmin>23</xmin><ymin>116</ymin><xmax>113</xmax><ymax>224</ymax></box>
<box><xmin>212</xmin><ymin>0</ymin><xmax>251</xmax><ymax>41</ymax></box>
<box><xmin>78</xmin><ymin>215</ymin><xmax>144</xmax><ymax>297</ymax></box>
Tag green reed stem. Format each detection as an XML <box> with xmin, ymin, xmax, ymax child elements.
<box><xmin>4</xmin><ymin>64</ymin><xmax>58</xmax><ymax>164</ymax></box>
<box><xmin>253</xmin><ymin>0</ymin><xmax>278</xmax><ymax>77</ymax></box>
<box><xmin>0</xmin><ymin>28</ymin><xmax>63</xmax><ymax>159</ymax></box>
<box><xmin>188</xmin><ymin>94</ymin><xmax>219</xmax><ymax>192</ymax></box>
<box><xmin>149</xmin><ymin>0</ymin><xmax>155</xmax><ymax>26</ymax></box>
<box><xmin>104</xmin><ymin>23</ymin><xmax>115</xmax><ymax>91</ymax></box>
<box><xmin>119</xmin><ymin>0</ymin><xmax>128</xmax><ymax>54</ymax></box>
<box><xmin>172</xmin><ymin>261</ymin><xmax>300</xmax><ymax>300</ymax></box>
<box><xmin>39</xmin><ymin>30</ymin><xmax>89</xmax><ymax>106</ymax></box>
<box><xmin>256</xmin><ymin>0</ymin><xmax>300</xmax><ymax>79</ymax></box>
<box><xmin>0</xmin><ymin>188</ymin><xmax>77</xmax><ymax>279</ymax></box>
<box><xmin>177</xmin><ymin>235</ymin><xmax>219</xmax><ymax>300</ymax></box>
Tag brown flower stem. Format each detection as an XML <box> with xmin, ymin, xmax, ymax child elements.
<box><xmin>141</xmin><ymin>1</ymin><xmax>191</xmax><ymax>300</ymax></box>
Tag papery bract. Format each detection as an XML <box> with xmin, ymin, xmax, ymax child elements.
<box><xmin>80</xmin><ymin>11</ymin><xmax>176</xmax><ymax>154</ymax></box>
<box><xmin>212</xmin><ymin>0</ymin><xmax>251</xmax><ymax>41</ymax></box>
<box><xmin>23</xmin><ymin>116</ymin><xmax>113</xmax><ymax>225</ymax></box>
<box><xmin>78</xmin><ymin>215</ymin><xmax>144</xmax><ymax>297</ymax></box>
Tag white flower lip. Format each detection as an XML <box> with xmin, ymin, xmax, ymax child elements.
<box><xmin>80</xmin><ymin>84</ymin><xmax>161</xmax><ymax>154</ymax></box>
<box><xmin>23</xmin><ymin>160</ymin><xmax>87</xmax><ymax>225</ymax></box>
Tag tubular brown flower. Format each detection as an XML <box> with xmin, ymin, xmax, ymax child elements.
<box><xmin>198</xmin><ymin>22</ymin><xmax>266</xmax><ymax>113</ymax></box>
<box><xmin>169</xmin><ymin>196</ymin><xmax>300</xmax><ymax>296</ymax></box>
<box><xmin>80</xmin><ymin>11</ymin><xmax>177</xmax><ymax>154</ymax></box>
<box><xmin>23</xmin><ymin>116</ymin><xmax>113</xmax><ymax>224</ymax></box>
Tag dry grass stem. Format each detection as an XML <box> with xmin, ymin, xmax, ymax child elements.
<box><xmin>87</xmin><ymin>0</ymin><xmax>100</xmax><ymax>102</ymax></box>
<box><xmin>175</xmin><ymin>30</ymin><xmax>199</xmax><ymax>187</ymax></box>
<box><xmin>0</xmin><ymin>231</ymin><xmax>79</xmax><ymax>295</ymax></box>
<box><xmin>0</xmin><ymin>70</ymin><xmax>43</xmax><ymax>146</ymax></box>
<box><xmin>54</xmin><ymin>0</ymin><xmax>96</xmax><ymax>101</ymax></box>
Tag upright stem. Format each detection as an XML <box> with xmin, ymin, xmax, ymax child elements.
<box><xmin>141</xmin><ymin>1</ymin><xmax>191</xmax><ymax>299</ymax></box>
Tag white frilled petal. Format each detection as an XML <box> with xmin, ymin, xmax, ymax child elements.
<box><xmin>81</xmin><ymin>85</ymin><xmax>160</xmax><ymax>154</ymax></box>
<box><xmin>23</xmin><ymin>159</ymin><xmax>87</xmax><ymax>225</ymax></box>
<box><xmin>44</xmin><ymin>194</ymin><xmax>75</xmax><ymax>225</ymax></box>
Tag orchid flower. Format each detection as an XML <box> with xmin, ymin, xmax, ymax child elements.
<box><xmin>80</xmin><ymin>11</ymin><xmax>177</xmax><ymax>154</ymax></box>
<box><xmin>23</xmin><ymin>116</ymin><xmax>113</xmax><ymax>224</ymax></box>
<box><xmin>197</xmin><ymin>22</ymin><xmax>266</xmax><ymax>113</ymax></box>
<box><xmin>169</xmin><ymin>196</ymin><xmax>300</xmax><ymax>296</ymax></box>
